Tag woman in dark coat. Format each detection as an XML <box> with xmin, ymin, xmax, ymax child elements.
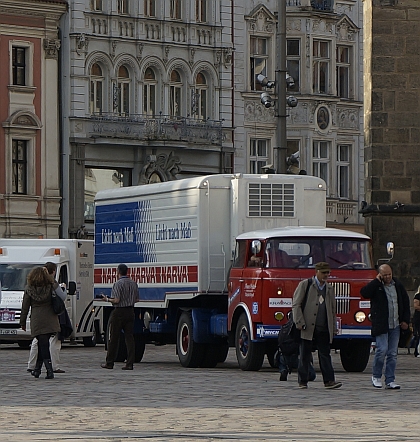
<box><xmin>20</xmin><ymin>267</ymin><xmax>61</xmax><ymax>379</ymax></box>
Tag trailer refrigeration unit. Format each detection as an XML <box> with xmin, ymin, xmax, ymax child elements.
<box><xmin>93</xmin><ymin>173</ymin><xmax>379</xmax><ymax>371</ymax></box>
<box><xmin>0</xmin><ymin>239</ymin><xmax>98</xmax><ymax>347</ymax></box>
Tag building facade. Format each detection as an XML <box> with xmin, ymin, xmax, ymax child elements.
<box><xmin>363</xmin><ymin>0</ymin><xmax>420</xmax><ymax>290</ymax></box>
<box><xmin>0</xmin><ymin>0</ymin><xmax>67</xmax><ymax>238</ymax></box>
<box><xmin>64</xmin><ymin>0</ymin><xmax>234</xmax><ymax>237</ymax></box>
<box><xmin>233</xmin><ymin>0</ymin><xmax>365</xmax><ymax>231</ymax></box>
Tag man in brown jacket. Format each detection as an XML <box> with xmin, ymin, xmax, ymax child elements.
<box><xmin>292</xmin><ymin>262</ymin><xmax>342</xmax><ymax>389</ymax></box>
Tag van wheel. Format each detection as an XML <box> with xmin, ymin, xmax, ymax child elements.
<box><xmin>235</xmin><ymin>313</ymin><xmax>265</xmax><ymax>371</ymax></box>
<box><xmin>340</xmin><ymin>340</ymin><xmax>371</xmax><ymax>372</ymax></box>
<box><xmin>176</xmin><ymin>311</ymin><xmax>205</xmax><ymax>368</ymax></box>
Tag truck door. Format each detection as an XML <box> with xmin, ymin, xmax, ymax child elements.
<box><xmin>228</xmin><ymin>240</ymin><xmax>264</xmax><ymax>328</ymax></box>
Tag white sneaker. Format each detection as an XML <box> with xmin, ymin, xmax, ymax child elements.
<box><xmin>385</xmin><ymin>382</ymin><xmax>400</xmax><ymax>390</ymax></box>
<box><xmin>372</xmin><ymin>376</ymin><xmax>382</xmax><ymax>388</ymax></box>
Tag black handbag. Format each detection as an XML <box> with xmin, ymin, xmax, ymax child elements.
<box><xmin>51</xmin><ymin>290</ymin><xmax>65</xmax><ymax>315</ymax></box>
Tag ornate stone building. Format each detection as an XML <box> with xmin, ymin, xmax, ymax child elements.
<box><xmin>234</xmin><ymin>0</ymin><xmax>365</xmax><ymax>231</ymax></box>
<box><xmin>0</xmin><ymin>0</ymin><xmax>67</xmax><ymax>238</ymax></box>
<box><xmin>363</xmin><ymin>0</ymin><xmax>420</xmax><ymax>289</ymax></box>
<box><xmin>63</xmin><ymin>1</ymin><xmax>234</xmax><ymax>237</ymax></box>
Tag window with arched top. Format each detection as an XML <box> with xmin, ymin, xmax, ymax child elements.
<box><xmin>90</xmin><ymin>63</ymin><xmax>103</xmax><ymax>114</ymax></box>
<box><xmin>143</xmin><ymin>67</ymin><xmax>157</xmax><ymax>116</ymax></box>
<box><xmin>117</xmin><ymin>65</ymin><xmax>130</xmax><ymax>115</ymax></box>
<box><xmin>194</xmin><ymin>72</ymin><xmax>208</xmax><ymax>120</ymax></box>
<box><xmin>169</xmin><ymin>69</ymin><xmax>182</xmax><ymax>117</ymax></box>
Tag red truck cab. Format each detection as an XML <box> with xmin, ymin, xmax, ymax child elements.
<box><xmin>228</xmin><ymin>226</ymin><xmax>377</xmax><ymax>372</ymax></box>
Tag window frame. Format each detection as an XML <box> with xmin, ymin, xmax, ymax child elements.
<box><xmin>286</xmin><ymin>39</ymin><xmax>301</xmax><ymax>93</ymax></box>
<box><xmin>313</xmin><ymin>39</ymin><xmax>330</xmax><ymax>94</ymax></box>
<box><xmin>9</xmin><ymin>41</ymin><xmax>34</xmax><ymax>88</ymax></box>
<box><xmin>249</xmin><ymin>138</ymin><xmax>271</xmax><ymax>174</ymax></box>
<box><xmin>11</xmin><ymin>139</ymin><xmax>28</xmax><ymax>195</ymax></box>
<box><xmin>89</xmin><ymin>63</ymin><xmax>104</xmax><ymax>115</ymax></box>
<box><xmin>170</xmin><ymin>0</ymin><xmax>182</xmax><ymax>19</ymax></box>
<box><xmin>144</xmin><ymin>0</ymin><xmax>156</xmax><ymax>17</ymax></box>
<box><xmin>169</xmin><ymin>69</ymin><xmax>183</xmax><ymax>117</ymax></box>
<box><xmin>196</xmin><ymin>0</ymin><xmax>207</xmax><ymax>23</ymax></box>
<box><xmin>118</xmin><ymin>0</ymin><xmax>129</xmax><ymax>14</ymax></box>
<box><xmin>116</xmin><ymin>65</ymin><xmax>130</xmax><ymax>115</ymax></box>
<box><xmin>143</xmin><ymin>67</ymin><xmax>157</xmax><ymax>116</ymax></box>
<box><xmin>194</xmin><ymin>72</ymin><xmax>208</xmax><ymax>120</ymax></box>
<box><xmin>337</xmin><ymin>144</ymin><xmax>351</xmax><ymax>199</ymax></box>
<box><xmin>312</xmin><ymin>140</ymin><xmax>330</xmax><ymax>193</ymax></box>
<box><xmin>336</xmin><ymin>45</ymin><xmax>352</xmax><ymax>99</ymax></box>
<box><xmin>250</xmin><ymin>36</ymin><xmax>270</xmax><ymax>91</ymax></box>
<box><xmin>91</xmin><ymin>0</ymin><xmax>102</xmax><ymax>11</ymax></box>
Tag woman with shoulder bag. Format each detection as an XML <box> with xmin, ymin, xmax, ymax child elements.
<box><xmin>20</xmin><ymin>266</ymin><xmax>65</xmax><ymax>379</ymax></box>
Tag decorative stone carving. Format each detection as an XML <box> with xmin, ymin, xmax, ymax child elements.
<box><xmin>312</xmin><ymin>19</ymin><xmax>333</xmax><ymax>34</ymax></box>
<box><xmin>338</xmin><ymin>107</ymin><xmax>359</xmax><ymax>130</ymax></box>
<box><xmin>336</xmin><ymin>16</ymin><xmax>358</xmax><ymax>42</ymax></box>
<box><xmin>44</xmin><ymin>39</ymin><xmax>61</xmax><ymax>59</ymax></box>
<box><xmin>110</xmin><ymin>40</ymin><xmax>117</xmax><ymax>59</ymax></box>
<box><xmin>244</xmin><ymin>100</ymin><xmax>276</xmax><ymax>123</ymax></box>
<box><xmin>163</xmin><ymin>46</ymin><xmax>170</xmax><ymax>65</ymax></box>
<box><xmin>189</xmin><ymin>48</ymin><xmax>196</xmax><ymax>66</ymax></box>
<box><xmin>246</xmin><ymin>5</ymin><xmax>276</xmax><ymax>34</ymax></box>
<box><xmin>214</xmin><ymin>50</ymin><xmax>221</xmax><ymax>67</ymax></box>
<box><xmin>223</xmin><ymin>48</ymin><xmax>232</xmax><ymax>68</ymax></box>
<box><xmin>76</xmin><ymin>33</ymin><xmax>88</xmax><ymax>56</ymax></box>
<box><xmin>136</xmin><ymin>42</ymin><xmax>144</xmax><ymax>61</ymax></box>
<box><xmin>287</xmin><ymin>19</ymin><xmax>302</xmax><ymax>32</ymax></box>
<box><xmin>139</xmin><ymin>152</ymin><xmax>182</xmax><ymax>184</ymax></box>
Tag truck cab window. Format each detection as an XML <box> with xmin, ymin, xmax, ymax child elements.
<box><xmin>232</xmin><ymin>241</ymin><xmax>246</xmax><ymax>268</ymax></box>
<box><xmin>58</xmin><ymin>265</ymin><xmax>68</xmax><ymax>285</ymax></box>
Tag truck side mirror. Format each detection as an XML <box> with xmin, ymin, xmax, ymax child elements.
<box><xmin>68</xmin><ymin>281</ymin><xmax>77</xmax><ymax>296</ymax></box>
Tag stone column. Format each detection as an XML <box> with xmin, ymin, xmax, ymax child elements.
<box><xmin>363</xmin><ymin>0</ymin><xmax>420</xmax><ymax>289</ymax></box>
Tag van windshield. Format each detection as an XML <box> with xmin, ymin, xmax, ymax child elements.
<box><xmin>0</xmin><ymin>264</ymin><xmax>36</xmax><ymax>291</ymax></box>
<box><xmin>265</xmin><ymin>238</ymin><xmax>374</xmax><ymax>269</ymax></box>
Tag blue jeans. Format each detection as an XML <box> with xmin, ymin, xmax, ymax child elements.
<box><xmin>372</xmin><ymin>326</ymin><xmax>400</xmax><ymax>384</ymax></box>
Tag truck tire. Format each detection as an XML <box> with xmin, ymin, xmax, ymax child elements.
<box><xmin>340</xmin><ymin>339</ymin><xmax>371</xmax><ymax>372</ymax></box>
<box><xmin>176</xmin><ymin>311</ymin><xmax>205</xmax><ymax>368</ymax></box>
<box><xmin>266</xmin><ymin>347</ymin><xmax>279</xmax><ymax>368</ymax></box>
<box><xmin>235</xmin><ymin>313</ymin><xmax>265</xmax><ymax>371</ymax></box>
<box><xmin>83</xmin><ymin>330</ymin><xmax>97</xmax><ymax>347</ymax></box>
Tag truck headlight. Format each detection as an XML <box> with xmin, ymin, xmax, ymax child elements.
<box><xmin>354</xmin><ymin>311</ymin><xmax>366</xmax><ymax>323</ymax></box>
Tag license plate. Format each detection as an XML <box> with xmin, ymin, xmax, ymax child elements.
<box><xmin>0</xmin><ymin>309</ymin><xmax>16</xmax><ymax>321</ymax></box>
<box><xmin>0</xmin><ymin>329</ymin><xmax>17</xmax><ymax>335</ymax></box>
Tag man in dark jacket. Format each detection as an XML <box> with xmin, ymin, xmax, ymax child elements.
<box><xmin>361</xmin><ymin>264</ymin><xmax>410</xmax><ymax>389</ymax></box>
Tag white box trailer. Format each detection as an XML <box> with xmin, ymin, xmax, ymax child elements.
<box><xmin>94</xmin><ymin>173</ymin><xmax>326</xmax><ymax>300</ymax></box>
<box><xmin>0</xmin><ymin>239</ymin><xmax>98</xmax><ymax>347</ymax></box>
<box><xmin>93</xmin><ymin>174</ymin><xmax>327</xmax><ymax>365</ymax></box>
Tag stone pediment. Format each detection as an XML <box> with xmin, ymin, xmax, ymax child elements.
<box><xmin>245</xmin><ymin>5</ymin><xmax>277</xmax><ymax>34</ymax></box>
<box><xmin>2</xmin><ymin>110</ymin><xmax>42</xmax><ymax>130</ymax></box>
<box><xmin>336</xmin><ymin>14</ymin><xmax>359</xmax><ymax>41</ymax></box>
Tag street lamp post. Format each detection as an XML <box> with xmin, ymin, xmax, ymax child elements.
<box><xmin>276</xmin><ymin>0</ymin><xmax>287</xmax><ymax>174</ymax></box>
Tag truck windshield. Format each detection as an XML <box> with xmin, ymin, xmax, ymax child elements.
<box><xmin>265</xmin><ymin>238</ymin><xmax>373</xmax><ymax>269</ymax></box>
<box><xmin>0</xmin><ymin>264</ymin><xmax>36</xmax><ymax>291</ymax></box>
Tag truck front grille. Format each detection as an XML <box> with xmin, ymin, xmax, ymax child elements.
<box><xmin>330</xmin><ymin>282</ymin><xmax>351</xmax><ymax>314</ymax></box>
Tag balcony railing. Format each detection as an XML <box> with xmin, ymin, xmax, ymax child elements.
<box><xmin>326</xmin><ymin>199</ymin><xmax>359</xmax><ymax>225</ymax></box>
<box><xmin>77</xmin><ymin>113</ymin><xmax>223</xmax><ymax>146</ymax></box>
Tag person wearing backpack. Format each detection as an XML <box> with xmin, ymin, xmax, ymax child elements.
<box><xmin>292</xmin><ymin>262</ymin><xmax>342</xmax><ymax>389</ymax></box>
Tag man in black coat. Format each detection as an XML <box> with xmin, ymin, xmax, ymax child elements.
<box><xmin>361</xmin><ymin>264</ymin><xmax>410</xmax><ymax>389</ymax></box>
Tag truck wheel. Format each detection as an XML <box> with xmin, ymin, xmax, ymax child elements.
<box><xmin>235</xmin><ymin>313</ymin><xmax>265</xmax><ymax>371</ymax></box>
<box><xmin>134</xmin><ymin>334</ymin><xmax>146</xmax><ymax>363</ymax></box>
<box><xmin>215</xmin><ymin>341</ymin><xmax>230</xmax><ymax>363</ymax></box>
<box><xmin>266</xmin><ymin>347</ymin><xmax>279</xmax><ymax>368</ymax></box>
<box><xmin>83</xmin><ymin>330</ymin><xmax>97</xmax><ymax>347</ymax></box>
<box><xmin>340</xmin><ymin>340</ymin><xmax>371</xmax><ymax>372</ymax></box>
<box><xmin>176</xmin><ymin>311</ymin><xmax>205</xmax><ymax>368</ymax></box>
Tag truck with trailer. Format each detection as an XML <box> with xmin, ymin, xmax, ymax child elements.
<box><xmin>0</xmin><ymin>239</ymin><xmax>98</xmax><ymax>347</ymax></box>
<box><xmin>93</xmin><ymin>173</ymin><xmax>378</xmax><ymax>371</ymax></box>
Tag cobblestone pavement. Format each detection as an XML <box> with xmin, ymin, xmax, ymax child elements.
<box><xmin>1</xmin><ymin>342</ymin><xmax>419</xmax><ymax>441</ymax></box>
